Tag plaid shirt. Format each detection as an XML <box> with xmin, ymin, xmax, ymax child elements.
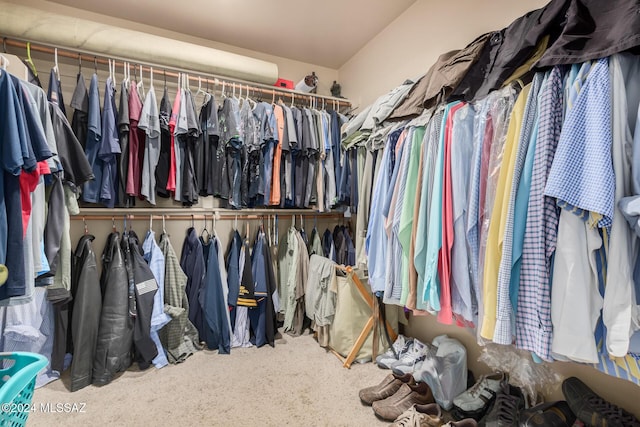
<box><xmin>516</xmin><ymin>66</ymin><xmax>565</xmax><ymax>360</ymax></box>
<box><xmin>493</xmin><ymin>74</ymin><xmax>544</xmax><ymax>344</ymax></box>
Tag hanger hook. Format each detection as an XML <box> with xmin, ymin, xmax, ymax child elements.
<box><xmin>2</xmin><ymin>38</ymin><xmax>6</xmax><ymax>53</ymax></box>
<box><xmin>94</xmin><ymin>56</ymin><xmax>98</xmax><ymax>73</ymax></box>
<box><xmin>83</xmin><ymin>217</ymin><xmax>88</xmax><ymax>235</ymax></box>
<box><xmin>162</xmin><ymin>215</ymin><xmax>167</xmax><ymax>234</ymax></box>
<box><xmin>78</xmin><ymin>53</ymin><xmax>82</xmax><ymax>73</ymax></box>
<box><xmin>191</xmin><ymin>214</ymin><xmax>195</xmax><ymax>228</ymax></box>
<box><xmin>149</xmin><ymin>214</ymin><xmax>153</xmax><ymax>230</ymax></box>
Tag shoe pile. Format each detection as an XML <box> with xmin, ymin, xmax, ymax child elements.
<box><xmin>450</xmin><ymin>371</ymin><xmax>578</xmax><ymax>426</ymax></box>
<box><xmin>562</xmin><ymin>377</ymin><xmax>640</xmax><ymax>427</ymax></box>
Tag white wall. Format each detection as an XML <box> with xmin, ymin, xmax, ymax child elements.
<box><xmin>338</xmin><ymin>0</ymin><xmax>640</xmax><ymax>417</ymax></box>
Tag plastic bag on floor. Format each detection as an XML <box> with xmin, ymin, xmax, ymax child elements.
<box><xmin>478</xmin><ymin>342</ymin><xmax>562</xmax><ymax>404</ymax></box>
<box><xmin>414</xmin><ymin>334</ymin><xmax>467</xmax><ymax>410</ymax></box>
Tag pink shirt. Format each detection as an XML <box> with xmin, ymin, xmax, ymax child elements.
<box><xmin>438</xmin><ymin>102</ymin><xmax>465</xmax><ymax>325</ymax></box>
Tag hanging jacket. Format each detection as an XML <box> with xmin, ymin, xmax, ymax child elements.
<box><xmin>93</xmin><ymin>232</ymin><xmax>133</xmax><ymax>386</ymax></box>
<box><xmin>180</xmin><ymin>228</ymin><xmax>206</xmax><ymax>341</ymax></box>
<box><xmin>124</xmin><ymin>230</ymin><xmax>159</xmax><ymax>370</ymax></box>
<box><xmin>156</xmin><ymin>88</ymin><xmax>172</xmax><ymax>198</ymax></box>
<box><xmin>261</xmin><ymin>234</ymin><xmax>278</xmax><ymax>347</ymax></box>
<box><xmin>201</xmin><ymin>236</ymin><xmax>231</xmax><ymax>354</ymax></box>
<box><xmin>249</xmin><ymin>232</ymin><xmax>268</xmax><ymax>347</ymax></box>
<box><xmin>158</xmin><ymin>233</ymin><xmax>202</xmax><ymax>364</ymax></box>
<box><xmin>69</xmin><ymin>234</ymin><xmax>101</xmax><ymax>392</ymax></box>
<box><xmin>226</xmin><ymin>230</ymin><xmax>242</xmax><ymax>311</ymax></box>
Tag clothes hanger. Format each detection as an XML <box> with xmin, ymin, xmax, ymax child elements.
<box><xmin>53</xmin><ymin>47</ymin><xmax>59</xmax><ymax>78</ymax></box>
<box><xmin>94</xmin><ymin>56</ymin><xmax>98</xmax><ymax>75</ymax></box>
<box><xmin>234</xmin><ymin>214</ymin><xmax>238</xmax><ymax>231</ymax></box>
<box><xmin>163</xmin><ymin>69</ymin><xmax>167</xmax><ymax>90</ymax></box>
<box><xmin>137</xmin><ymin>64</ymin><xmax>145</xmax><ymax>98</ymax></box>
<box><xmin>83</xmin><ymin>217</ymin><xmax>89</xmax><ymax>235</ymax></box>
<box><xmin>149</xmin><ymin>215</ymin><xmax>153</xmax><ymax>232</ymax></box>
<box><xmin>200</xmin><ymin>216</ymin><xmax>210</xmax><ymax>242</ymax></box>
<box><xmin>162</xmin><ymin>215</ymin><xmax>167</xmax><ymax>235</ymax></box>
<box><xmin>25</xmin><ymin>42</ymin><xmax>37</xmax><ymax>77</ymax></box>
<box><xmin>77</xmin><ymin>54</ymin><xmax>82</xmax><ymax>75</ymax></box>
<box><xmin>291</xmin><ymin>92</ymin><xmax>295</xmax><ymax>108</ymax></box>
<box><xmin>191</xmin><ymin>214</ymin><xmax>195</xmax><ymax>229</ymax></box>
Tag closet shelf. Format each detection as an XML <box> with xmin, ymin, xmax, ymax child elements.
<box><xmin>2</xmin><ymin>37</ymin><xmax>352</xmax><ymax>108</ymax></box>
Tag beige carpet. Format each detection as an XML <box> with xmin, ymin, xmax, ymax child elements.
<box><xmin>27</xmin><ymin>331</ymin><xmax>389</xmax><ymax>426</ymax></box>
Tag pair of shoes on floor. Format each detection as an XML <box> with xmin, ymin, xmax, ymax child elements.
<box><xmin>390</xmin><ymin>403</ymin><xmax>478</xmax><ymax>427</ymax></box>
<box><xmin>562</xmin><ymin>376</ymin><xmax>640</xmax><ymax>427</ymax></box>
<box><xmin>377</xmin><ymin>335</ymin><xmax>415</xmax><ymax>369</ymax></box>
<box><xmin>372</xmin><ymin>381</ymin><xmax>434</xmax><ymax>421</ymax></box>
<box><xmin>359</xmin><ymin>372</ymin><xmax>415</xmax><ymax>405</ymax></box>
<box><xmin>451</xmin><ymin>372</ymin><xmax>506</xmax><ymax>421</ymax></box>
<box><xmin>377</xmin><ymin>334</ymin><xmax>433</xmax><ymax>374</ymax></box>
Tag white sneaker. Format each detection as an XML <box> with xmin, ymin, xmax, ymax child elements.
<box><xmin>451</xmin><ymin>372</ymin><xmax>506</xmax><ymax>419</ymax></box>
<box><xmin>376</xmin><ymin>335</ymin><xmax>414</xmax><ymax>369</ymax></box>
<box><xmin>390</xmin><ymin>338</ymin><xmax>432</xmax><ymax>374</ymax></box>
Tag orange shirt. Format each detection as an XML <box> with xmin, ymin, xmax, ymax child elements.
<box><xmin>270</xmin><ymin>104</ymin><xmax>285</xmax><ymax>205</ymax></box>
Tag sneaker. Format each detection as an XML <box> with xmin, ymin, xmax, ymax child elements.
<box><xmin>372</xmin><ymin>381</ymin><xmax>435</xmax><ymax>421</ymax></box>
<box><xmin>359</xmin><ymin>372</ymin><xmax>414</xmax><ymax>406</ymax></box>
<box><xmin>442</xmin><ymin>420</ymin><xmax>478</xmax><ymax>427</ymax></box>
<box><xmin>562</xmin><ymin>377</ymin><xmax>640</xmax><ymax>427</ymax></box>
<box><xmin>481</xmin><ymin>383</ymin><xmax>525</xmax><ymax>426</ymax></box>
<box><xmin>520</xmin><ymin>401</ymin><xmax>576</xmax><ymax>427</ymax></box>
<box><xmin>390</xmin><ymin>403</ymin><xmax>442</xmax><ymax>427</ymax></box>
<box><xmin>390</xmin><ymin>338</ymin><xmax>431</xmax><ymax>374</ymax></box>
<box><xmin>377</xmin><ymin>335</ymin><xmax>414</xmax><ymax>369</ymax></box>
<box><xmin>451</xmin><ymin>372</ymin><xmax>506</xmax><ymax>421</ymax></box>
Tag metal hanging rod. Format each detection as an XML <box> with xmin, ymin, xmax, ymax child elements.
<box><xmin>71</xmin><ymin>213</ymin><xmax>346</xmax><ymax>221</ymax></box>
<box><xmin>1</xmin><ymin>36</ymin><xmax>351</xmax><ymax>108</ymax></box>
<box><xmin>77</xmin><ymin>207</ymin><xmax>346</xmax><ymax>216</ymax></box>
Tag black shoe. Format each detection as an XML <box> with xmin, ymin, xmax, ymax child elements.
<box><xmin>520</xmin><ymin>401</ymin><xmax>576</xmax><ymax>426</ymax></box>
<box><xmin>480</xmin><ymin>383</ymin><xmax>524</xmax><ymax>426</ymax></box>
<box><xmin>562</xmin><ymin>377</ymin><xmax>640</xmax><ymax>427</ymax></box>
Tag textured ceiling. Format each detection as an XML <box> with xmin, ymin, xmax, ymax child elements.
<box><xmin>45</xmin><ymin>0</ymin><xmax>417</xmax><ymax>68</ymax></box>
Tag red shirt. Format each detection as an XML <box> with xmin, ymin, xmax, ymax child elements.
<box><xmin>438</xmin><ymin>102</ymin><xmax>465</xmax><ymax>325</ymax></box>
<box><xmin>166</xmin><ymin>90</ymin><xmax>181</xmax><ymax>193</ymax></box>
<box><xmin>19</xmin><ymin>161</ymin><xmax>50</xmax><ymax>238</ymax></box>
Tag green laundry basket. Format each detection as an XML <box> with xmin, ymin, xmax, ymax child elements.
<box><xmin>0</xmin><ymin>352</ymin><xmax>47</xmax><ymax>427</ymax></box>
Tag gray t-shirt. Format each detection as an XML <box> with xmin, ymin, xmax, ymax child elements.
<box><xmin>139</xmin><ymin>84</ymin><xmax>161</xmax><ymax>205</ymax></box>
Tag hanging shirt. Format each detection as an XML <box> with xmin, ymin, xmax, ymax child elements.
<box><xmin>126</xmin><ymin>80</ymin><xmax>145</xmax><ymax>198</ymax></box>
<box><xmin>422</xmin><ymin>104</ymin><xmax>455</xmax><ymax>313</ymax></box>
<box><xmin>117</xmin><ymin>80</ymin><xmax>135</xmax><ymax>207</ymax></box>
<box><xmin>98</xmin><ymin>77</ymin><xmax>120</xmax><ymax>208</ymax></box>
<box><xmin>156</xmin><ymin>87</ymin><xmax>172</xmax><ymax>198</ymax></box>
<box><xmin>271</xmin><ymin>104</ymin><xmax>285</xmax><ymax>205</ymax></box>
<box><xmin>516</xmin><ymin>66</ymin><xmax>564</xmax><ymax>361</ymax></box>
<box><xmin>438</xmin><ymin>102</ymin><xmax>466</xmax><ymax>324</ymax></box>
<box><xmin>449</xmin><ymin>104</ymin><xmax>476</xmax><ymax>324</ymax></box>
<box><xmin>82</xmin><ymin>73</ymin><xmax>102</xmax><ymax>203</ymax></box>
<box><xmin>548</xmin><ymin>58</ymin><xmax>614</xmax><ymax>363</ymax></box>
<box><xmin>46</xmin><ymin>67</ymin><xmax>66</xmax><ymax>116</ymax></box>
<box><xmin>166</xmin><ymin>88</ymin><xmax>181</xmax><ymax>195</ymax></box>
<box><xmin>142</xmin><ymin>230</ymin><xmax>170</xmax><ymax>369</ymax></box>
<box><xmin>139</xmin><ymin>84</ymin><xmax>161</xmax><ymax>205</ymax></box>
<box><xmin>481</xmin><ymin>84</ymin><xmax>531</xmax><ymax>340</ymax></box>
<box><xmin>414</xmin><ymin>111</ymin><xmax>443</xmax><ymax>312</ymax></box>
<box><xmin>71</xmin><ymin>73</ymin><xmax>89</xmax><ymax>150</ymax></box>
